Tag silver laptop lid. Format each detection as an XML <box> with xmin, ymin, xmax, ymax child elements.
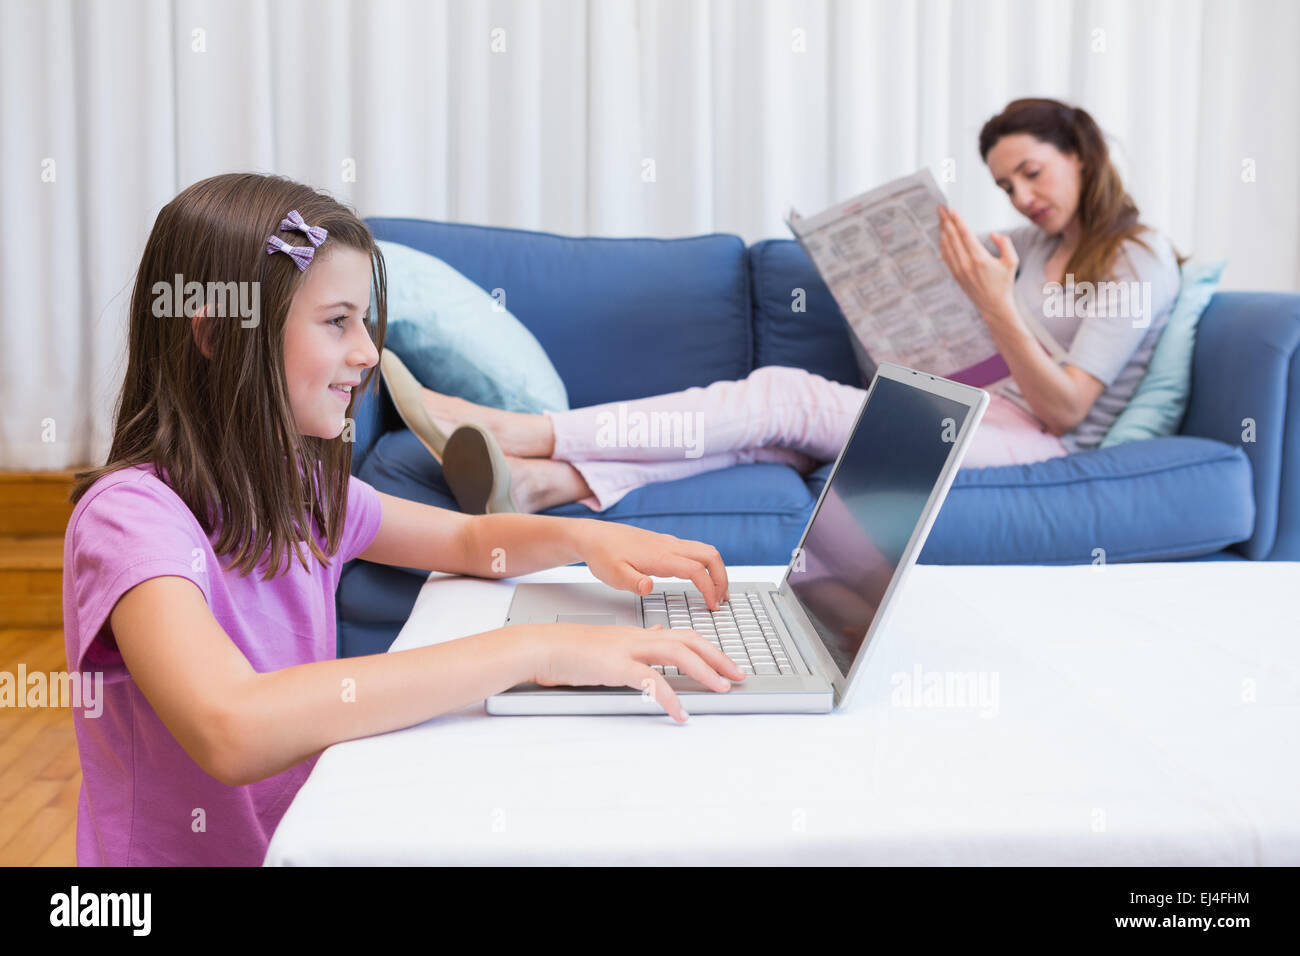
<box><xmin>775</xmin><ymin>362</ymin><xmax>988</xmax><ymax>707</ymax></box>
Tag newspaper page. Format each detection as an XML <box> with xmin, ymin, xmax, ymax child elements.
<box><xmin>787</xmin><ymin>169</ymin><xmax>1012</xmax><ymax>388</ymax></box>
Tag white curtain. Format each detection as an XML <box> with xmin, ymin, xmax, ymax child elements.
<box><xmin>2</xmin><ymin>0</ymin><xmax>1297</xmax><ymax>470</ymax></box>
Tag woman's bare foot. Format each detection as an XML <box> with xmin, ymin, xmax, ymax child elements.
<box><xmin>505</xmin><ymin>455</ymin><xmax>594</xmax><ymax>513</ymax></box>
<box><xmin>421</xmin><ymin>388</ymin><xmax>555</xmax><ymax>457</ymax></box>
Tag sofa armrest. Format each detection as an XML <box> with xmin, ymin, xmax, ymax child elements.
<box><xmin>1181</xmin><ymin>291</ymin><xmax>1300</xmax><ymax>560</ymax></box>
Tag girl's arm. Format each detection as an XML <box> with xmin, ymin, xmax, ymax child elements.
<box><xmin>112</xmin><ymin>574</ymin><xmax>539</xmax><ymax>787</ymax></box>
<box><xmin>361</xmin><ymin>491</ymin><xmax>730</xmax><ymax>606</ymax></box>
<box><xmin>358</xmin><ymin>491</ymin><xmax>585</xmax><ymax>579</ymax></box>
<box><xmin>115</xmin><ymin>575</ymin><xmax>739</xmax><ymax>785</ymax></box>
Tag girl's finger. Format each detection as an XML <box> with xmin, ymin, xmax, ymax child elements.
<box><xmin>660</xmin><ymin>629</ymin><xmax>740</xmax><ymax>680</ymax></box>
<box><xmin>679</xmin><ymin>631</ymin><xmax>746</xmax><ymax>681</ymax></box>
<box><xmin>623</xmin><ymin>627</ymin><xmax>740</xmax><ymax>685</ymax></box>
<box><xmin>630</xmin><ymin>663</ymin><xmax>688</xmax><ymax>722</ymax></box>
<box><xmin>651</xmin><ymin>553</ymin><xmax>725</xmax><ymax>611</ymax></box>
<box><xmin>613</xmin><ymin>560</ymin><xmax>653</xmax><ymax>597</ymax></box>
<box><xmin>649</xmin><ymin>638</ymin><xmax>735</xmax><ymax>693</ymax></box>
<box><xmin>676</xmin><ymin>541</ymin><xmax>730</xmax><ymax>605</ymax></box>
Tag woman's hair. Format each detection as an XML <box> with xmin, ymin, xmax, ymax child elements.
<box><xmin>978</xmin><ymin>97</ymin><xmax>1187</xmax><ymax>285</ymax></box>
<box><xmin>71</xmin><ymin>173</ymin><xmax>388</xmax><ymax>580</ymax></box>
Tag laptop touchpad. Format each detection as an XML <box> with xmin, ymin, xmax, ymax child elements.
<box><xmin>556</xmin><ymin>613</ymin><xmax>618</xmax><ymax>625</ymax></box>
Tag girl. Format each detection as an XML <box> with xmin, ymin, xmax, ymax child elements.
<box><xmin>64</xmin><ymin>172</ymin><xmax>740</xmax><ymax>867</ymax></box>
<box><xmin>412</xmin><ymin>99</ymin><xmax>1187</xmax><ymax>515</ymax></box>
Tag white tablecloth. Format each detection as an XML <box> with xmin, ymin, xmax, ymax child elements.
<box><xmin>266</xmin><ymin>561</ymin><xmax>1300</xmax><ymax>865</ymax></box>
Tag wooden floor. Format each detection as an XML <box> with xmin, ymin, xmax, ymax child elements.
<box><xmin>1</xmin><ymin>469</ymin><xmax>81</xmax><ymax>865</ymax></box>
<box><xmin>0</xmin><ymin>627</ymin><xmax>80</xmax><ymax>865</ymax></box>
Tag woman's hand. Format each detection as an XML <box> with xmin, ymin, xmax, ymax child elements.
<box><xmin>577</xmin><ymin>519</ymin><xmax>730</xmax><ymax>610</ymax></box>
<box><xmin>937</xmin><ymin>205</ymin><xmax>1022</xmax><ymax>332</ymax></box>
<box><xmin>526</xmin><ymin>622</ymin><xmax>746</xmax><ymax>722</ymax></box>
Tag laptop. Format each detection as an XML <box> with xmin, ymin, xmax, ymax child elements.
<box><xmin>486</xmin><ymin>362</ymin><xmax>989</xmax><ymax>715</ymax></box>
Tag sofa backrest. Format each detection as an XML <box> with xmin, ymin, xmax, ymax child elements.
<box><xmin>746</xmin><ymin>239</ymin><xmax>863</xmax><ymax>386</ymax></box>
<box><xmin>365</xmin><ymin>217</ymin><xmax>753</xmax><ymax>409</ymax></box>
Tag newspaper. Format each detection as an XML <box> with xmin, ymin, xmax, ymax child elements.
<box><xmin>787</xmin><ymin>169</ymin><xmax>1021</xmax><ymax>388</ymax></box>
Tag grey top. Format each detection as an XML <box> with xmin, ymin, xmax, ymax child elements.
<box><xmin>980</xmin><ymin>224</ymin><xmax>1182</xmax><ymax>452</ymax></box>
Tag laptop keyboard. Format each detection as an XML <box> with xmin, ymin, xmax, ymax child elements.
<box><xmin>639</xmin><ymin>590</ymin><xmax>796</xmax><ymax>677</ymax></box>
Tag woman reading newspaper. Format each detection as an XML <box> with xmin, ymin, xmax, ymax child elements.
<box><xmin>403</xmin><ymin>97</ymin><xmax>1186</xmax><ymax>515</ymax></box>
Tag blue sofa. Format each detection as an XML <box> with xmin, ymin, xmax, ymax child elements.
<box><xmin>337</xmin><ymin>217</ymin><xmax>1300</xmax><ymax>658</ymax></box>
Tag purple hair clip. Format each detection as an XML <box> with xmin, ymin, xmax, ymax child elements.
<box><xmin>280</xmin><ymin>209</ymin><xmax>328</xmax><ymax>247</ymax></box>
<box><xmin>266</xmin><ymin>234</ymin><xmax>316</xmax><ymax>271</ymax></box>
<box><xmin>266</xmin><ymin>208</ymin><xmax>328</xmax><ymax>271</ymax></box>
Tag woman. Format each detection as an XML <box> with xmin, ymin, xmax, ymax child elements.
<box><xmin>401</xmin><ymin>97</ymin><xmax>1186</xmax><ymax>515</ymax></box>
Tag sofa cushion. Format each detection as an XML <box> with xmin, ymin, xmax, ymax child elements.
<box><xmin>337</xmin><ymin>565</ymin><xmax>428</xmax><ymax>658</ymax></box>
<box><xmin>543</xmin><ymin>462</ymin><xmax>815</xmax><ymax>566</ymax></box>
<box><xmin>359</xmin><ymin>426</ymin><xmax>1253</xmax><ymax>571</ymax></box>
<box><xmin>366</xmin><ymin>218</ymin><xmax>753</xmax><ymax>408</ymax></box>
<box><xmin>360</xmin><ymin>418</ymin><xmax>1251</xmax><ymax>573</ymax></box>
<box><xmin>1102</xmin><ymin>260</ymin><xmax>1226</xmax><ymax>447</ymax></box>
<box><xmin>919</xmin><ymin>436</ymin><xmax>1255</xmax><ymax>564</ymax></box>
<box><xmin>748</xmin><ymin>239</ymin><xmax>864</xmax><ymax>386</ymax></box>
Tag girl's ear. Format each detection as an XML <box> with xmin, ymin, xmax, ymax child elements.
<box><xmin>191</xmin><ymin>306</ymin><xmax>213</xmax><ymax>360</ymax></box>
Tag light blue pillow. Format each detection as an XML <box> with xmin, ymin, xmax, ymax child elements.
<box><xmin>371</xmin><ymin>239</ymin><xmax>569</xmax><ymax>413</ymax></box>
<box><xmin>1101</xmin><ymin>260</ymin><xmax>1227</xmax><ymax>447</ymax></box>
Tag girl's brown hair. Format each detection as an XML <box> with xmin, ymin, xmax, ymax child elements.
<box><xmin>978</xmin><ymin>98</ymin><xmax>1187</xmax><ymax>285</ymax></box>
<box><xmin>71</xmin><ymin>173</ymin><xmax>388</xmax><ymax>580</ymax></box>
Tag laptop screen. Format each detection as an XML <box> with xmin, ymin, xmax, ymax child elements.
<box><xmin>785</xmin><ymin>374</ymin><xmax>971</xmax><ymax>676</ymax></box>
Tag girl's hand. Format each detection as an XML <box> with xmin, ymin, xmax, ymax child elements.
<box><xmin>937</xmin><ymin>205</ymin><xmax>1020</xmax><ymax>326</ymax></box>
<box><xmin>527</xmin><ymin>622</ymin><xmax>746</xmax><ymax>722</ymax></box>
<box><xmin>578</xmin><ymin>520</ymin><xmax>730</xmax><ymax>610</ymax></box>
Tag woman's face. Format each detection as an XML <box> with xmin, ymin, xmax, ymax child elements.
<box><xmin>282</xmin><ymin>246</ymin><xmax>380</xmax><ymax>439</ymax></box>
<box><xmin>985</xmin><ymin>132</ymin><xmax>1083</xmax><ymax>238</ymax></box>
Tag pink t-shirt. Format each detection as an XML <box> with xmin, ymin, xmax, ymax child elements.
<box><xmin>62</xmin><ymin>463</ymin><xmax>383</xmax><ymax>866</ymax></box>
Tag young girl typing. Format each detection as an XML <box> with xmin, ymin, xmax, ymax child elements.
<box><xmin>63</xmin><ymin>172</ymin><xmax>742</xmax><ymax>867</ymax></box>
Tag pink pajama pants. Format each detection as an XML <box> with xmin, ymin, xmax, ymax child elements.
<box><xmin>542</xmin><ymin>366</ymin><xmax>1067</xmax><ymax>512</ymax></box>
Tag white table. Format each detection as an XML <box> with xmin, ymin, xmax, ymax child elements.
<box><xmin>266</xmin><ymin>562</ymin><xmax>1300</xmax><ymax>865</ymax></box>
